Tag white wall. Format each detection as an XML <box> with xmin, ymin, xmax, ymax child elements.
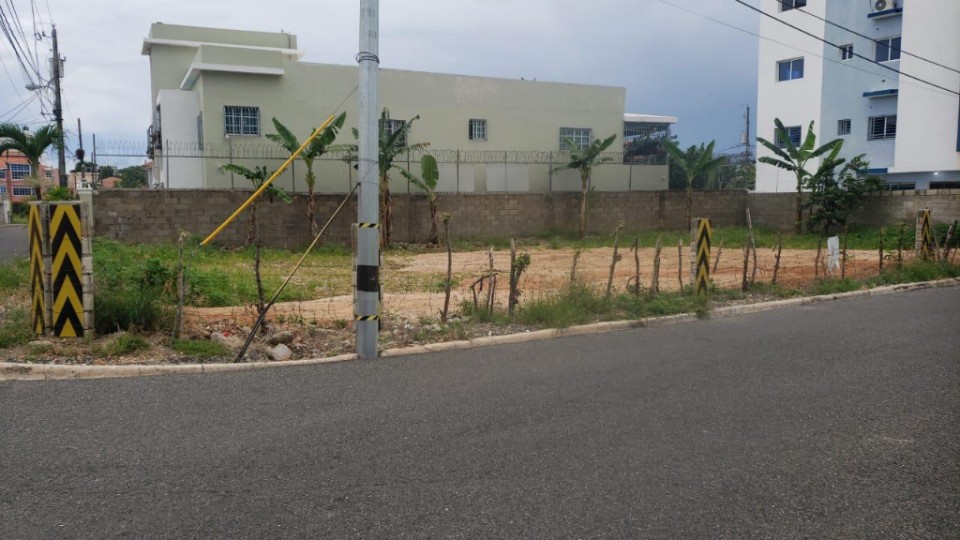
<box><xmin>892</xmin><ymin>0</ymin><xmax>960</xmax><ymax>174</ymax></box>
<box><xmin>755</xmin><ymin>0</ymin><xmax>828</xmax><ymax>192</ymax></box>
<box><xmin>157</xmin><ymin>89</ymin><xmax>204</xmax><ymax>189</ymax></box>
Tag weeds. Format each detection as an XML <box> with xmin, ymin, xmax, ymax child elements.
<box><xmin>171</xmin><ymin>339</ymin><xmax>231</xmax><ymax>359</ymax></box>
<box><xmin>104</xmin><ymin>334</ymin><xmax>150</xmax><ymax>356</ymax></box>
<box><xmin>0</xmin><ymin>307</ymin><xmax>32</xmax><ymax>348</ymax></box>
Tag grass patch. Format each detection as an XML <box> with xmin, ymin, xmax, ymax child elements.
<box><xmin>0</xmin><ymin>307</ymin><xmax>33</xmax><ymax>349</ymax></box>
<box><xmin>0</xmin><ymin>258</ymin><xmax>28</xmax><ymax>289</ymax></box>
<box><xmin>104</xmin><ymin>334</ymin><xmax>150</xmax><ymax>356</ymax></box>
<box><xmin>171</xmin><ymin>339</ymin><xmax>231</xmax><ymax>359</ymax></box>
<box><xmin>812</xmin><ymin>278</ymin><xmax>863</xmax><ymax>295</ymax></box>
<box><xmin>95</xmin><ymin>286</ymin><xmax>172</xmax><ymax>335</ymax></box>
<box><xmin>867</xmin><ymin>259</ymin><xmax>960</xmax><ymax>286</ymax></box>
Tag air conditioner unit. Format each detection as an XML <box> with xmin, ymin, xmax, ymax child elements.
<box><xmin>871</xmin><ymin>0</ymin><xmax>899</xmax><ymax>13</ymax></box>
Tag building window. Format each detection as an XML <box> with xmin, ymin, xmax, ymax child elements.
<box><xmin>775</xmin><ymin>125</ymin><xmax>802</xmax><ymax>148</ymax></box>
<box><xmin>779</xmin><ymin>0</ymin><xmax>807</xmax><ymax>11</ymax></box>
<box><xmin>469</xmin><ymin>119</ymin><xmax>487</xmax><ymax>141</ymax></box>
<box><xmin>868</xmin><ymin>115</ymin><xmax>897</xmax><ymax>140</ymax></box>
<box><xmin>224</xmin><ymin>106</ymin><xmax>260</xmax><ymax>136</ymax></box>
<box><xmin>44</xmin><ymin>169</ymin><xmax>53</xmax><ymax>179</ymax></box>
<box><xmin>382</xmin><ymin>118</ymin><xmax>407</xmax><ymax>147</ymax></box>
<box><xmin>875</xmin><ymin>37</ymin><xmax>901</xmax><ymax>62</ymax></box>
<box><xmin>840</xmin><ymin>44</ymin><xmax>854</xmax><ymax>61</ymax></box>
<box><xmin>10</xmin><ymin>163</ymin><xmax>31</xmax><ymax>180</ymax></box>
<box><xmin>777</xmin><ymin>58</ymin><xmax>804</xmax><ymax>81</ymax></box>
<box><xmin>560</xmin><ymin>127</ymin><xmax>592</xmax><ymax>151</ymax></box>
<box><xmin>838</xmin><ymin>119</ymin><xmax>852</xmax><ymax>136</ymax></box>
<box><xmin>1</xmin><ymin>185</ymin><xmax>36</xmax><ymax>196</ymax></box>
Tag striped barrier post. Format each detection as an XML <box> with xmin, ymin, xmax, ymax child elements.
<box><xmin>916</xmin><ymin>209</ymin><xmax>933</xmax><ymax>260</ymax></box>
<box><xmin>694</xmin><ymin>218</ymin><xmax>712</xmax><ymax>296</ymax></box>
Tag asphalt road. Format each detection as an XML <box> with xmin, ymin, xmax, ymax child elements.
<box><xmin>0</xmin><ymin>224</ymin><xmax>27</xmax><ymax>263</ymax></box>
<box><xmin>2</xmin><ymin>287</ymin><xmax>958</xmax><ymax>539</ymax></box>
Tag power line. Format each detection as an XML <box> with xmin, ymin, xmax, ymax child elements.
<box><xmin>649</xmin><ymin>0</ymin><xmax>958</xmax><ymax>100</ymax></box>
<box><xmin>771</xmin><ymin>0</ymin><xmax>960</xmax><ymax>76</ymax></box>
<box><xmin>734</xmin><ymin>0</ymin><xmax>959</xmax><ymax>97</ymax></box>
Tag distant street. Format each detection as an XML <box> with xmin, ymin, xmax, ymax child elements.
<box><xmin>0</xmin><ymin>224</ymin><xmax>27</xmax><ymax>263</ymax></box>
<box><xmin>1</xmin><ymin>287</ymin><xmax>958</xmax><ymax>538</ymax></box>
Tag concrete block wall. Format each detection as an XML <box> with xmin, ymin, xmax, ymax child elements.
<box><xmin>91</xmin><ymin>189</ymin><xmax>960</xmax><ymax>248</ymax></box>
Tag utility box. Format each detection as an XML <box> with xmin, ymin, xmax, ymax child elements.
<box><xmin>28</xmin><ymin>201</ymin><xmax>94</xmax><ymax>338</ymax></box>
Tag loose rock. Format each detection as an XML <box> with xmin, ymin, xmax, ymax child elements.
<box><xmin>268</xmin><ymin>344</ymin><xmax>292</xmax><ymax>362</ymax></box>
<box><xmin>211</xmin><ymin>332</ymin><xmax>244</xmax><ymax>349</ymax></box>
<box><xmin>267</xmin><ymin>331</ymin><xmax>295</xmax><ymax>346</ymax></box>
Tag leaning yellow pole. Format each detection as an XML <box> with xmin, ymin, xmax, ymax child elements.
<box><xmin>200</xmin><ymin>113</ymin><xmax>337</xmax><ymax>247</ymax></box>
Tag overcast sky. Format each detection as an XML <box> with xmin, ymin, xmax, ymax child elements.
<box><xmin>0</xmin><ymin>0</ymin><xmax>760</xmax><ymax>164</ymax></box>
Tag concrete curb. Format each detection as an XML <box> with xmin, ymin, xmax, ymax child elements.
<box><xmin>2</xmin><ymin>278</ymin><xmax>957</xmax><ymax>382</ymax></box>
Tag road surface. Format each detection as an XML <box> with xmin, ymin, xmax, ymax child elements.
<box><xmin>2</xmin><ymin>287</ymin><xmax>958</xmax><ymax>538</ymax></box>
<box><xmin>0</xmin><ymin>224</ymin><xmax>27</xmax><ymax>263</ymax></box>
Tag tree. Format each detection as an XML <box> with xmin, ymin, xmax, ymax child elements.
<box><xmin>220</xmin><ymin>163</ymin><xmax>292</xmax><ymax>318</ymax></box>
<box><xmin>349</xmin><ymin>109</ymin><xmax>430</xmax><ymax>246</ymax></box>
<box><xmin>554</xmin><ymin>134</ymin><xmax>618</xmax><ymax>238</ymax></box>
<box><xmin>408</xmin><ymin>154</ymin><xmax>441</xmax><ymax>245</ymax></box>
<box><xmin>118</xmin><ymin>166</ymin><xmax>148</xmax><ymax>188</ymax></box>
<box><xmin>804</xmin><ymin>148</ymin><xmax>883</xmax><ymax>235</ymax></box>
<box><xmin>97</xmin><ymin>165</ymin><xmax>116</xmax><ymax>180</ymax></box>
<box><xmin>0</xmin><ymin>123</ymin><xmax>63</xmax><ymax>197</ymax></box>
<box><xmin>757</xmin><ymin>119</ymin><xmax>841</xmax><ymax>234</ymax></box>
<box><xmin>664</xmin><ymin>139</ymin><xmax>727</xmax><ymax>227</ymax></box>
<box><xmin>267</xmin><ymin>112</ymin><xmax>346</xmax><ymax>236</ymax></box>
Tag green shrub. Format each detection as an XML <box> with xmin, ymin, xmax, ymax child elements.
<box><xmin>94</xmin><ymin>286</ymin><xmax>171</xmax><ymax>335</ymax></box>
<box><xmin>0</xmin><ymin>307</ymin><xmax>33</xmax><ymax>348</ymax></box>
<box><xmin>172</xmin><ymin>339</ymin><xmax>231</xmax><ymax>359</ymax></box>
<box><xmin>104</xmin><ymin>333</ymin><xmax>150</xmax><ymax>356</ymax></box>
<box><xmin>516</xmin><ymin>284</ymin><xmax>615</xmax><ymax>327</ymax></box>
<box><xmin>42</xmin><ymin>187</ymin><xmax>75</xmax><ymax>201</ymax></box>
<box><xmin>812</xmin><ymin>278</ymin><xmax>862</xmax><ymax>295</ymax></box>
<box><xmin>868</xmin><ymin>260</ymin><xmax>960</xmax><ymax>286</ymax></box>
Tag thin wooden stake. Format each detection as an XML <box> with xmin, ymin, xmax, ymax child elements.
<box><xmin>487</xmin><ymin>247</ymin><xmax>496</xmax><ymax>313</ymax></box>
<box><xmin>570</xmin><ymin>249</ymin><xmax>581</xmax><ymax>283</ymax></box>
<box><xmin>941</xmin><ymin>220</ymin><xmax>957</xmax><ymax>261</ymax></box>
<box><xmin>746</xmin><ymin>208</ymin><xmax>757</xmax><ymax>285</ymax></box>
<box><xmin>606</xmin><ymin>224</ymin><xmax>624</xmax><ymax>297</ymax></box>
<box><xmin>879</xmin><ymin>228</ymin><xmax>886</xmax><ymax>273</ymax></box>
<box><xmin>772</xmin><ymin>232</ymin><xmax>783</xmax><ymax>285</ymax></box>
<box><xmin>171</xmin><ymin>231</ymin><xmax>189</xmax><ymax>343</ymax></box>
<box><xmin>814</xmin><ymin>236</ymin><xmax>823</xmax><ymax>282</ymax></box>
<box><xmin>896</xmin><ymin>223</ymin><xmax>905</xmax><ymax>269</ymax></box>
<box><xmin>712</xmin><ymin>236</ymin><xmax>724</xmax><ymax>274</ymax></box>
<box><xmin>677</xmin><ymin>238</ymin><xmax>684</xmax><ymax>290</ymax></box>
<box><xmin>651</xmin><ymin>235</ymin><xmax>662</xmax><ymax>297</ymax></box>
<box><xmin>441</xmin><ymin>216</ymin><xmax>452</xmax><ymax>323</ymax></box>
<box><xmin>632</xmin><ymin>237</ymin><xmax>641</xmax><ymax>297</ymax></box>
<box><xmin>841</xmin><ymin>222</ymin><xmax>849</xmax><ymax>279</ymax></box>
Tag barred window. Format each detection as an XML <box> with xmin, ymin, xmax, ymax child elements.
<box><xmin>0</xmin><ymin>184</ymin><xmax>36</xmax><ymax>196</ymax></box>
<box><xmin>383</xmin><ymin>118</ymin><xmax>407</xmax><ymax>147</ymax></box>
<box><xmin>560</xmin><ymin>127</ymin><xmax>592</xmax><ymax>151</ymax></box>
<box><xmin>224</xmin><ymin>106</ymin><xmax>260</xmax><ymax>136</ymax></box>
<box><xmin>780</xmin><ymin>0</ymin><xmax>806</xmax><ymax>11</ymax></box>
<box><xmin>775</xmin><ymin>125</ymin><xmax>802</xmax><ymax>148</ymax></box>
<box><xmin>868</xmin><ymin>115</ymin><xmax>896</xmax><ymax>140</ymax></box>
<box><xmin>837</xmin><ymin>119</ymin><xmax>852</xmax><ymax>136</ymax></box>
<box><xmin>469</xmin><ymin>119</ymin><xmax>487</xmax><ymax>141</ymax></box>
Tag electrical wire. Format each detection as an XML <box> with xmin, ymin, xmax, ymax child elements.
<box><xmin>734</xmin><ymin>0</ymin><xmax>959</xmax><ymax>97</ymax></box>
<box><xmin>771</xmin><ymin>0</ymin><xmax>960</xmax><ymax>75</ymax></box>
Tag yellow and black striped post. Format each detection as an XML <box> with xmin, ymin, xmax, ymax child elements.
<box><xmin>916</xmin><ymin>209</ymin><xmax>933</xmax><ymax>260</ymax></box>
<box><xmin>694</xmin><ymin>218</ymin><xmax>712</xmax><ymax>295</ymax></box>
<box><xmin>49</xmin><ymin>204</ymin><xmax>87</xmax><ymax>337</ymax></box>
<box><xmin>28</xmin><ymin>204</ymin><xmax>50</xmax><ymax>335</ymax></box>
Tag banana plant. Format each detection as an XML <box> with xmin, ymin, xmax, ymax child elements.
<box><xmin>553</xmin><ymin>134</ymin><xmax>617</xmax><ymax>239</ymax></box>
<box><xmin>408</xmin><ymin>154</ymin><xmax>441</xmax><ymax>245</ymax></box>
<box><xmin>267</xmin><ymin>112</ymin><xmax>346</xmax><ymax>236</ymax></box>
<box><xmin>664</xmin><ymin>139</ymin><xmax>727</xmax><ymax>228</ymax></box>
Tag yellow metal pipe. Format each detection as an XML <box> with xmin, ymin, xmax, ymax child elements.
<box><xmin>200</xmin><ymin>113</ymin><xmax>337</xmax><ymax>247</ymax></box>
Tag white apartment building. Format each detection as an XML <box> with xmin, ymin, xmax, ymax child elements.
<box><xmin>755</xmin><ymin>0</ymin><xmax>960</xmax><ymax>192</ymax></box>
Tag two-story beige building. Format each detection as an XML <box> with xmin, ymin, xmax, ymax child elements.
<box><xmin>142</xmin><ymin>23</ymin><xmax>676</xmax><ymax>193</ymax></box>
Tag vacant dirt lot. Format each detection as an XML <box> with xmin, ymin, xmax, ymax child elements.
<box><xmin>186</xmin><ymin>246</ymin><xmax>887</xmax><ymax>327</ymax></box>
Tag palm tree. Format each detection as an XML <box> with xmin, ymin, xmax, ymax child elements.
<box><xmin>756</xmin><ymin>119</ymin><xmax>841</xmax><ymax>234</ymax></box>
<box><xmin>664</xmin><ymin>140</ymin><xmax>727</xmax><ymax>227</ymax></box>
<box><xmin>408</xmin><ymin>154</ymin><xmax>440</xmax><ymax>245</ymax></box>
<box><xmin>0</xmin><ymin>123</ymin><xmax>63</xmax><ymax>198</ymax></box>
<box><xmin>349</xmin><ymin>109</ymin><xmax>430</xmax><ymax>246</ymax></box>
<box><xmin>554</xmin><ymin>134</ymin><xmax>618</xmax><ymax>238</ymax></box>
<box><xmin>267</xmin><ymin>112</ymin><xmax>346</xmax><ymax>236</ymax></box>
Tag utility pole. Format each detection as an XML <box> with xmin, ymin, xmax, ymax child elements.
<box><xmin>76</xmin><ymin>118</ymin><xmax>84</xmax><ymax>188</ymax></box>
<box><xmin>356</xmin><ymin>0</ymin><xmax>380</xmax><ymax>359</ymax></box>
<box><xmin>51</xmin><ymin>26</ymin><xmax>66</xmax><ymax>188</ymax></box>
